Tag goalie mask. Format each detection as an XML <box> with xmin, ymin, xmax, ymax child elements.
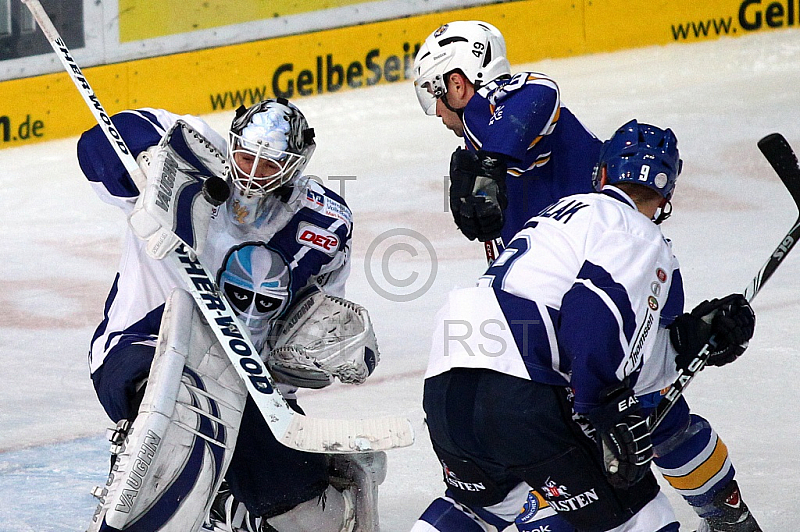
<box><xmin>227</xmin><ymin>98</ymin><xmax>316</xmax><ymax>224</ymax></box>
<box><xmin>218</xmin><ymin>243</ymin><xmax>291</xmax><ymax>343</ymax></box>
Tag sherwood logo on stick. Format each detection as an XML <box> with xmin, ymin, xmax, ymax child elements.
<box><xmin>52</xmin><ymin>37</ymin><xmax>131</xmax><ymax>157</ymax></box>
<box><xmin>176</xmin><ymin>247</ymin><xmax>275</xmax><ymax>395</ymax></box>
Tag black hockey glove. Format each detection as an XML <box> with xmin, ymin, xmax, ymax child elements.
<box><xmin>449</xmin><ymin>148</ymin><xmax>508</xmax><ymax>242</ymax></box>
<box><xmin>669</xmin><ymin>294</ymin><xmax>755</xmax><ymax>371</ymax></box>
<box><xmin>585</xmin><ymin>386</ymin><xmax>653</xmax><ymax>489</ymax></box>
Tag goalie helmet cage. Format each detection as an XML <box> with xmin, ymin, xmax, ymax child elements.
<box><xmin>21</xmin><ymin>0</ymin><xmax>413</xmax><ymax>454</ymax></box>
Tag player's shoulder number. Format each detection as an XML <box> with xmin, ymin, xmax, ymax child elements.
<box><xmin>481</xmin><ymin>72</ymin><xmax>549</xmax><ymax>104</ymax></box>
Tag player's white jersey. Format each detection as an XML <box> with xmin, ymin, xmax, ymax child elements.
<box><xmin>77</xmin><ymin>109</ymin><xmax>352</xmax><ymax>375</ymax></box>
<box><xmin>426</xmin><ymin>186</ymin><xmax>681</xmax><ymax>413</ymax></box>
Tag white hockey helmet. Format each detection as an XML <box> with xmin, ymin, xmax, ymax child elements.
<box><xmin>227</xmin><ymin>98</ymin><xmax>316</xmax><ymax>224</ymax></box>
<box><xmin>413</xmin><ymin>20</ymin><xmax>511</xmax><ymax>115</ymax></box>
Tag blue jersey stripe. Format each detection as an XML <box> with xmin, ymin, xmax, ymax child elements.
<box><xmin>494</xmin><ymin>288</ymin><xmax>570</xmax><ymax>386</ymax></box>
<box><xmin>576</xmin><ymin>260</ymin><xmax>637</xmax><ymax>343</ymax></box>
<box><xmin>77</xmin><ymin>112</ymin><xmax>165</xmax><ymax>198</ymax></box>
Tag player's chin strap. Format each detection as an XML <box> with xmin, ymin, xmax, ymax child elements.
<box><xmin>440</xmin><ymin>73</ymin><xmax>511</xmax><ymax>120</ymax></box>
<box><xmin>439</xmin><ymin>93</ymin><xmax>465</xmax><ymax>120</ymax></box>
<box><xmin>653</xmin><ymin>201</ymin><xmax>672</xmax><ymax>225</ymax></box>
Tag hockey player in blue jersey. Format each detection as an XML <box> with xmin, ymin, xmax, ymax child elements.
<box><xmin>413</xmin><ymin>20</ymin><xmax>602</xmax><ymax>251</ymax></box>
<box><xmin>413</xmin><ymin>21</ymin><xmax>761</xmax><ymax>532</ymax></box>
<box><xmin>77</xmin><ymin>99</ymin><xmax>385</xmax><ymax>532</ymax></box>
<box><xmin>409</xmin><ymin>121</ymin><xmax>759</xmax><ymax>532</ymax></box>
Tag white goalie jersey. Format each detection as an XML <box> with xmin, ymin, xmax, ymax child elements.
<box><xmin>426</xmin><ymin>186</ymin><xmax>684</xmax><ymax>414</ymax></box>
<box><xmin>77</xmin><ymin>108</ymin><xmax>353</xmax><ymax>377</ymax></box>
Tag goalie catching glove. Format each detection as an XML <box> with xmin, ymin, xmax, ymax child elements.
<box><xmin>129</xmin><ymin>120</ymin><xmax>230</xmax><ymax>259</ymax></box>
<box><xmin>267</xmin><ymin>287</ymin><xmax>380</xmax><ymax>389</ymax></box>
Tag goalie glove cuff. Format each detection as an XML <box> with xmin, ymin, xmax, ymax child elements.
<box><xmin>128</xmin><ymin>121</ymin><xmax>229</xmax><ymax>259</ymax></box>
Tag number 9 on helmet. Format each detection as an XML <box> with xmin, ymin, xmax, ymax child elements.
<box><xmin>593</xmin><ymin>119</ymin><xmax>683</xmax><ymax>202</ymax></box>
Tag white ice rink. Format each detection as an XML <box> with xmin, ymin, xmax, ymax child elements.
<box><xmin>1</xmin><ymin>29</ymin><xmax>799</xmax><ymax>530</ymax></box>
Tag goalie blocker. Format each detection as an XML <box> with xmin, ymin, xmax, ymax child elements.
<box><xmin>268</xmin><ymin>287</ymin><xmax>380</xmax><ymax>389</ymax></box>
<box><xmin>129</xmin><ymin>120</ymin><xmax>231</xmax><ymax>260</ymax></box>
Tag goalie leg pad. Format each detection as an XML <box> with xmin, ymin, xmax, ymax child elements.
<box><xmin>207</xmin><ymin>482</ymin><xmax>353</xmax><ymax>532</ymax></box>
<box><xmin>265</xmin><ymin>484</ymin><xmax>355</xmax><ymax>532</ymax></box>
<box><xmin>88</xmin><ymin>288</ymin><xmax>247</xmax><ymax>532</ymax></box>
<box><xmin>328</xmin><ymin>451</ymin><xmax>387</xmax><ymax>532</ymax></box>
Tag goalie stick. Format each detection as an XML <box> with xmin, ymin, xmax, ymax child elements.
<box><xmin>22</xmin><ymin>0</ymin><xmax>413</xmax><ymax>453</ymax></box>
<box><xmin>649</xmin><ymin>132</ymin><xmax>800</xmax><ymax>430</ymax></box>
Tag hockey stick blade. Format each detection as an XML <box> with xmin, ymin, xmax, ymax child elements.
<box><xmin>650</xmin><ymin>134</ymin><xmax>800</xmax><ymax>430</ymax></box>
<box><xmin>283</xmin><ymin>415</ymin><xmax>416</xmax><ymax>453</ymax></box>
<box><xmin>758</xmin><ymin>133</ymin><xmax>800</xmax><ymax>206</ymax></box>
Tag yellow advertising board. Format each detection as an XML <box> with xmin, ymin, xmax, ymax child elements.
<box><xmin>584</xmin><ymin>0</ymin><xmax>797</xmax><ymax>49</ymax></box>
<box><xmin>1</xmin><ymin>0</ymin><xmax>796</xmax><ymax>148</ymax></box>
<box><xmin>118</xmin><ymin>0</ymin><xmax>370</xmax><ymax>42</ymax></box>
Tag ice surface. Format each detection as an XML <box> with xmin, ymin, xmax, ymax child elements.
<box><xmin>1</xmin><ymin>29</ymin><xmax>799</xmax><ymax>530</ymax></box>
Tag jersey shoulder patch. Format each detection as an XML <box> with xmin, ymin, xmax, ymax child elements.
<box><xmin>299</xmin><ymin>180</ymin><xmax>353</xmax><ymax>232</ymax></box>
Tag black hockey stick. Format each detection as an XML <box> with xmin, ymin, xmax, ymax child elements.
<box><xmin>22</xmin><ymin>0</ymin><xmax>413</xmax><ymax>452</ymax></box>
<box><xmin>649</xmin><ymin>133</ymin><xmax>800</xmax><ymax>430</ymax></box>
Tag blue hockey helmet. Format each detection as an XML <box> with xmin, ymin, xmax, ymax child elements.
<box><xmin>593</xmin><ymin>120</ymin><xmax>683</xmax><ymax>201</ymax></box>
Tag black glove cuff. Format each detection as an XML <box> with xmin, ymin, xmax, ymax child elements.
<box><xmin>669</xmin><ymin>312</ymin><xmax>711</xmax><ymax>357</ymax></box>
<box><xmin>584</xmin><ymin>385</ymin><xmax>640</xmax><ymax>432</ymax></box>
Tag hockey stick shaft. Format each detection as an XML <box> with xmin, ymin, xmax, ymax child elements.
<box><xmin>20</xmin><ymin>0</ymin><xmax>140</xmax><ymax>176</ymax></box>
<box><xmin>484</xmin><ymin>237</ymin><xmax>504</xmax><ymax>265</ymax></box>
<box><xmin>650</xmin><ymin>133</ymin><xmax>800</xmax><ymax>430</ymax></box>
<box><xmin>23</xmin><ymin>0</ymin><xmax>413</xmax><ymax>452</ymax></box>
<box><xmin>172</xmin><ymin>248</ymin><xmax>414</xmax><ymax>452</ymax></box>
